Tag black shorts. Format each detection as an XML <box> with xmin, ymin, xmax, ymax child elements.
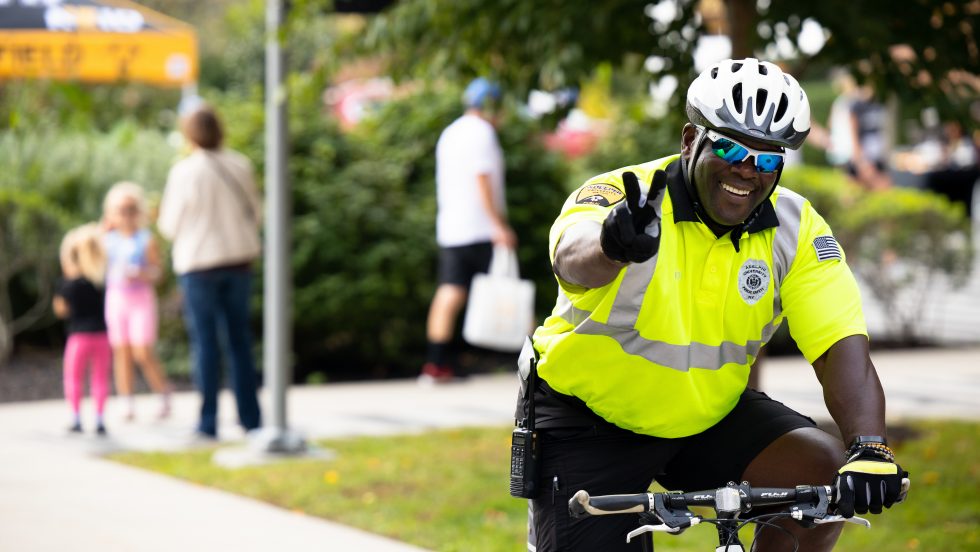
<box><xmin>528</xmin><ymin>389</ymin><xmax>817</xmax><ymax>551</ymax></box>
<box><xmin>437</xmin><ymin>242</ymin><xmax>493</xmax><ymax>286</ymax></box>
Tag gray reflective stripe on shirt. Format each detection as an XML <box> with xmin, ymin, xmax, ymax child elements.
<box><xmin>575</xmin><ymin>319</ymin><xmax>769</xmax><ymax>371</ymax></box>
<box><xmin>606</xmin><ymin>254</ymin><xmax>658</xmax><ymax>328</ymax></box>
<box><xmin>554</xmin><ymin>290</ymin><xmax>593</xmax><ymax>328</ymax></box>
<box><xmin>770</xmin><ymin>187</ymin><xmax>805</xmax><ymax>321</ymax></box>
<box><xmin>553</xmin><ymin>189</ymin><xmax>804</xmax><ymax>371</ymax></box>
<box><xmin>771</xmin><ymin>188</ymin><xmax>805</xmax><ymax>285</ymax></box>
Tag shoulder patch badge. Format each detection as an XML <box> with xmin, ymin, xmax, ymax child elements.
<box><xmin>738</xmin><ymin>259</ymin><xmax>770</xmax><ymax>305</ymax></box>
<box><xmin>812</xmin><ymin>235</ymin><xmax>842</xmax><ymax>262</ymax></box>
<box><xmin>575</xmin><ymin>183</ymin><xmax>625</xmax><ymax>207</ymax></box>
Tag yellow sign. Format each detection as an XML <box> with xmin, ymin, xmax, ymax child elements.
<box><xmin>0</xmin><ymin>30</ymin><xmax>197</xmax><ymax>87</ymax></box>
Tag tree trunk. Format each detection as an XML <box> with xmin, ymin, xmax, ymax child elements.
<box><xmin>725</xmin><ymin>0</ymin><xmax>756</xmax><ymax>58</ymax></box>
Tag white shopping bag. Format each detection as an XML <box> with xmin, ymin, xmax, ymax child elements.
<box><xmin>462</xmin><ymin>246</ymin><xmax>536</xmax><ymax>352</ymax></box>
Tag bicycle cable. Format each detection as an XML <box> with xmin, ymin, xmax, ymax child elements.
<box><xmin>697</xmin><ymin>513</ymin><xmax>799</xmax><ymax>552</ymax></box>
<box><xmin>742</xmin><ymin>513</ymin><xmax>799</xmax><ymax>552</ymax></box>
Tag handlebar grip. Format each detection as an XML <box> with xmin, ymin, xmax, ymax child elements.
<box><xmin>568</xmin><ymin>490</ymin><xmax>651</xmax><ymax>518</ymax></box>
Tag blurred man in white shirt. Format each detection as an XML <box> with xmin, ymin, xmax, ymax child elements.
<box><xmin>421</xmin><ymin>78</ymin><xmax>516</xmax><ymax>383</ymax></box>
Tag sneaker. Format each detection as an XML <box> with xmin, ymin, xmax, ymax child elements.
<box><xmin>418</xmin><ymin>363</ymin><xmax>455</xmax><ymax>385</ymax></box>
<box><xmin>67</xmin><ymin>422</ymin><xmax>83</xmax><ymax>434</ymax></box>
<box><xmin>96</xmin><ymin>424</ymin><xmax>108</xmax><ymax>437</ymax></box>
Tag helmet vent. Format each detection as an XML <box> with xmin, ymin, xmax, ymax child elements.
<box><xmin>756</xmin><ymin>89</ymin><xmax>768</xmax><ymax>116</ymax></box>
<box><xmin>732</xmin><ymin>83</ymin><xmax>743</xmax><ymax>113</ymax></box>
<box><xmin>758</xmin><ymin>64</ymin><xmax>768</xmax><ymax>75</ymax></box>
<box><xmin>711</xmin><ymin>67</ymin><xmax>719</xmax><ymax>79</ymax></box>
<box><xmin>775</xmin><ymin>93</ymin><xmax>789</xmax><ymax>120</ymax></box>
<box><xmin>732</xmin><ymin>62</ymin><xmax>743</xmax><ymax>72</ymax></box>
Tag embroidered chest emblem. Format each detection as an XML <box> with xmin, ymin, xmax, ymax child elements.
<box><xmin>737</xmin><ymin>259</ymin><xmax>770</xmax><ymax>305</ymax></box>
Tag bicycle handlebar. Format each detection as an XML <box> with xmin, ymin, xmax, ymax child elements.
<box><xmin>569</xmin><ymin>479</ymin><xmax>909</xmax><ymax>545</ymax></box>
<box><xmin>571</xmin><ymin>478</ymin><xmax>909</xmax><ymax>527</ymax></box>
<box><xmin>569</xmin><ymin>484</ymin><xmax>833</xmax><ymax>519</ymax></box>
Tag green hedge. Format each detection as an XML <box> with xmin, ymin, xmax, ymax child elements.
<box><xmin>10</xmin><ymin>73</ymin><xmax>968</xmax><ymax>375</ymax></box>
<box><xmin>0</xmin><ymin>189</ymin><xmax>72</xmax><ymax>362</ymax></box>
<box><xmin>0</xmin><ymin>122</ymin><xmax>174</xmax><ymax>217</ymax></box>
<box><xmin>780</xmin><ymin>166</ymin><xmax>974</xmax><ymax>342</ymax></box>
<box><xmin>267</xmin><ymin>82</ymin><xmax>569</xmax><ymax>379</ymax></box>
<box><xmin>1</xmin><ymin>76</ymin><xmax>571</xmax><ymax>379</ymax></box>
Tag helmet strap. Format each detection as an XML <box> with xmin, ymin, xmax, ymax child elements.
<box><xmin>683</xmin><ymin>127</ymin><xmax>706</xmax><ymax>214</ymax></box>
<box><xmin>683</xmin><ymin>128</ymin><xmax>728</xmax><ymax>232</ymax></box>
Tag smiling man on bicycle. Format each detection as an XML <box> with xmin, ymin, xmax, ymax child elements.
<box><xmin>521</xmin><ymin>58</ymin><xmax>908</xmax><ymax>551</ymax></box>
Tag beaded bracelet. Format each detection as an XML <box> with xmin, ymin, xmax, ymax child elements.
<box><xmin>846</xmin><ymin>442</ymin><xmax>895</xmax><ymax>462</ymax></box>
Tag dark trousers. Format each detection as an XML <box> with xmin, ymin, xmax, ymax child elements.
<box><xmin>180</xmin><ymin>268</ymin><xmax>261</xmax><ymax>436</ymax></box>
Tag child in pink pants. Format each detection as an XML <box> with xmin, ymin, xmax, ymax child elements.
<box><xmin>102</xmin><ymin>182</ymin><xmax>172</xmax><ymax>420</ymax></box>
<box><xmin>54</xmin><ymin>224</ymin><xmax>112</xmax><ymax>435</ymax></box>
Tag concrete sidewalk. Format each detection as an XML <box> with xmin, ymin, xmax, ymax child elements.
<box><xmin>0</xmin><ymin>346</ymin><xmax>977</xmax><ymax>551</ymax></box>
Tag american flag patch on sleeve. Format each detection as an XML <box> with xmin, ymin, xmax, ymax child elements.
<box><xmin>812</xmin><ymin>236</ymin><xmax>842</xmax><ymax>262</ymax></box>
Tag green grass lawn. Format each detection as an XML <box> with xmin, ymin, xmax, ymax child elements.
<box><xmin>111</xmin><ymin>420</ymin><xmax>979</xmax><ymax>552</ymax></box>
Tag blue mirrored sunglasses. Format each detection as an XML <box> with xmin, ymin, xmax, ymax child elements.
<box><xmin>702</xmin><ymin>128</ymin><xmax>785</xmax><ymax>173</ymax></box>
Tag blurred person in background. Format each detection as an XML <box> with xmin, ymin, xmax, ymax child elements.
<box><xmin>940</xmin><ymin>120</ymin><xmax>979</xmax><ymax>169</ymax></box>
<box><xmin>818</xmin><ymin>70</ymin><xmax>860</xmax><ymax>170</ymax></box>
<box><xmin>846</xmin><ymin>84</ymin><xmax>891</xmax><ymax>190</ymax></box>
<box><xmin>420</xmin><ymin>77</ymin><xmax>517</xmax><ymax>384</ymax></box>
<box><xmin>158</xmin><ymin>104</ymin><xmax>262</xmax><ymax>440</ymax></box>
<box><xmin>102</xmin><ymin>182</ymin><xmax>173</xmax><ymax>421</ymax></box>
<box><xmin>522</xmin><ymin>58</ymin><xmax>907</xmax><ymax>551</ymax></box>
<box><xmin>813</xmin><ymin>70</ymin><xmax>891</xmax><ymax>191</ymax></box>
<box><xmin>53</xmin><ymin>223</ymin><xmax>111</xmax><ymax>435</ymax></box>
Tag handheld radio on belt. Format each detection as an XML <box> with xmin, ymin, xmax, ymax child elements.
<box><xmin>510</xmin><ymin>337</ymin><xmax>540</xmax><ymax>498</ymax></box>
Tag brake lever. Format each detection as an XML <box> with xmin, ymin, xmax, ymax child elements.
<box><xmin>625</xmin><ymin>518</ymin><xmax>699</xmax><ymax>543</ymax></box>
<box><xmin>651</xmin><ymin>493</ymin><xmax>699</xmax><ymax>530</ymax></box>
<box><xmin>788</xmin><ymin>484</ymin><xmax>871</xmax><ymax>528</ymax></box>
<box><xmin>788</xmin><ymin>485</ymin><xmax>833</xmax><ymax>527</ymax></box>
<box><xmin>812</xmin><ymin>515</ymin><xmax>871</xmax><ymax>528</ymax></box>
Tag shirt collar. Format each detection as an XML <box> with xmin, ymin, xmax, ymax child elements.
<box><xmin>664</xmin><ymin>158</ymin><xmax>780</xmax><ymax>236</ymax></box>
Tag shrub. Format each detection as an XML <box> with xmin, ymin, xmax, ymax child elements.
<box><xmin>780</xmin><ymin>167</ymin><xmax>974</xmax><ymax>342</ymax></box>
<box><xmin>273</xmin><ymin>82</ymin><xmax>569</xmax><ymax>379</ymax></box>
<box><xmin>208</xmin><ymin>76</ymin><xmax>570</xmax><ymax>379</ymax></box>
<box><xmin>0</xmin><ymin>190</ymin><xmax>72</xmax><ymax>364</ymax></box>
<box><xmin>0</xmin><ymin>121</ymin><xmax>179</xmax><ymax>363</ymax></box>
<box><xmin>0</xmin><ymin>122</ymin><xmax>174</xmax><ymax>220</ymax></box>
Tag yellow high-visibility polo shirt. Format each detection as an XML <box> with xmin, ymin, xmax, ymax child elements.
<box><xmin>533</xmin><ymin>155</ymin><xmax>867</xmax><ymax>438</ymax></box>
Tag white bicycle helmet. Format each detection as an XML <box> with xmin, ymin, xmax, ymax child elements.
<box><xmin>687</xmin><ymin>58</ymin><xmax>810</xmax><ymax>149</ymax></box>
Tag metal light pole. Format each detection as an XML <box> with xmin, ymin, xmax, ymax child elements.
<box><xmin>253</xmin><ymin>0</ymin><xmax>305</xmax><ymax>454</ymax></box>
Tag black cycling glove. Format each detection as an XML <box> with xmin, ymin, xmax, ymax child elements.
<box><xmin>834</xmin><ymin>454</ymin><xmax>908</xmax><ymax>517</ymax></box>
<box><xmin>599</xmin><ymin>170</ymin><xmax>666</xmax><ymax>264</ymax></box>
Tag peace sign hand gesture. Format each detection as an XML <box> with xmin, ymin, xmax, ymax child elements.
<box><xmin>599</xmin><ymin>170</ymin><xmax>666</xmax><ymax>264</ymax></box>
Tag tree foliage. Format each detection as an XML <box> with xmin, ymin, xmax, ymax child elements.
<box><xmin>361</xmin><ymin>0</ymin><xmax>654</xmax><ymax>94</ymax></box>
<box><xmin>679</xmin><ymin>0</ymin><xmax>978</xmax><ymax>124</ymax></box>
<box><xmin>363</xmin><ymin>0</ymin><xmax>979</xmax><ymax>125</ymax></box>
